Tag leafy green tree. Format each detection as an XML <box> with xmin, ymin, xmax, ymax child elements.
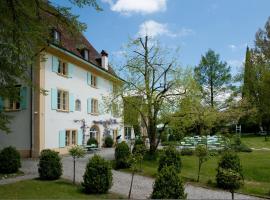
<box><xmin>0</xmin><ymin>0</ymin><xmax>100</xmax><ymax>133</ymax></box>
<box><xmin>69</xmin><ymin>145</ymin><xmax>86</xmax><ymax>184</ymax></box>
<box><xmin>195</xmin><ymin>144</ymin><xmax>208</xmax><ymax>182</ymax></box>
<box><xmin>194</xmin><ymin>49</ymin><xmax>232</xmax><ymax>108</ymax></box>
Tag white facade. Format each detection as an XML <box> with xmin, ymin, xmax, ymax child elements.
<box><xmin>43</xmin><ymin>52</ymin><xmax>123</xmax><ymax>149</ymax></box>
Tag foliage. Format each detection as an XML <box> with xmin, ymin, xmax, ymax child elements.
<box><xmin>114</xmin><ymin>142</ymin><xmax>131</xmax><ymax>169</ymax></box>
<box><xmin>216</xmin><ymin>169</ymin><xmax>243</xmax><ymax>199</ymax></box>
<box><xmin>231</xmin><ymin>135</ymin><xmax>252</xmax><ymax>152</ymax></box>
<box><xmin>69</xmin><ymin>146</ymin><xmax>86</xmax><ymax>184</ymax></box>
<box><xmin>158</xmin><ymin>146</ymin><xmax>182</xmax><ymax>173</ymax></box>
<box><xmin>0</xmin><ymin>146</ymin><xmax>21</xmax><ymax>174</ymax></box>
<box><xmin>87</xmin><ymin>138</ymin><xmax>98</xmax><ymax>146</ymax></box>
<box><xmin>195</xmin><ymin>145</ymin><xmax>208</xmax><ymax>182</ymax></box>
<box><xmin>0</xmin><ymin>0</ymin><xmax>100</xmax><ymax>133</ymax></box>
<box><xmin>194</xmin><ymin>49</ymin><xmax>232</xmax><ymax>108</ymax></box>
<box><xmin>151</xmin><ymin>166</ymin><xmax>187</xmax><ymax>199</ymax></box>
<box><xmin>132</xmin><ymin>144</ymin><xmax>147</xmax><ymax>157</ymax></box>
<box><xmin>217</xmin><ymin>151</ymin><xmax>243</xmax><ymax>176</ymax></box>
<box><xmin>82</xmin><ymin>155</ymin><xmax>112</xmax><ymax>194</ymax></box>
<box><xmin>181</xmin><ymin>148</ymin><xmax>194</xmax><ymax>156</ymax></box>
<box><xmin>38</xmin><ymin>149</ymin><xmax>62</xmax><ymax>180</ymax></box>
<box><xmin>104</xmin><ymin>136</ymin><xmax>114</xmax><ymax>148</ymax></box>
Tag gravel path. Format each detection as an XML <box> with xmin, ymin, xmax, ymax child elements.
<box><xmin>0</xmin><ymin>148</ymin><xmax>264</xmax><ymax>199</ymax></box>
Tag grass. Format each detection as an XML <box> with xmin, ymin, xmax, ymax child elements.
<box><xmin>122</xmin><ymin>136</ymin><xmax>270</xmax><ymax>198</ymax></box>
<box><xmin>0</xmin><ymin>179</ymin><xmax>124</xmax><ymax>199</ymax></box>
<box><xmin>241</xmin><ymin>135</ymin><xmax>270</xmax><ymax>149</ymax></box>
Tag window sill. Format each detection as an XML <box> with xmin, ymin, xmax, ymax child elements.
<box><xmin>90</xmin><ymin>85</ymin><xmax>98</xmax><ymax>89</ymax></box>
<box><xmin>56</xmin><ymin>73</ymin><xmax>69</xmax><ymax>78</ymax></box>
<box><xmin>90</xmin><ymin>112</ymin><xmax>99</xmax><ymax>116</ymax></box>
<box><xmin>56</xmin><ymin>109</ymin><xmax>70</xmax><ymax>113</ymax></box>
<box><xmin>4</xmin><ymin>109</ymin><xmax>21</xmax><ymax>112</ymax></box>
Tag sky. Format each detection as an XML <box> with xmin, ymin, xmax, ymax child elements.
<box><xmin>52</xmin><ymin>0</ymin><xmax>270</xmax><ymax>75</ymax></box>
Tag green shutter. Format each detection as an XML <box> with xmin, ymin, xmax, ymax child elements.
<box><xmin>51</xmin><ymin>88</ymin><xmax>57</xmax><ymax>110</ymax></box>
<box><xmin>68</xmin><ymin>63</ymin><xmax>74</xmax><ymax>78</ymax></box>
<box><xmin>69</xmin><ymin>93</ymin><xmax>75</xmax><ymax>112</ymax></box>
<box><xmin>52</xmin><ymin>56</ymin><xmax>59</xmax><ymax>72</ymax></box>
<box><xmin>59</xmin><ymin>130</ymin><xmax>66</xmax><ymax>148</ymax></box>
<box><xmin>0</xmin><ymin>97</ymin><xmax>3</xmax><ymax>112</ymax></box>
<box><xmin>87</xmin><ymin>98</ymin><xmax>91</xmax><ymax>114</ymax></box>
<box><xmin>87</xmin><ymin>72</ymin><xmax>91</xmax><ymax>85</ymax></box>
<box><xmin>20</xmin><ymin>87</ymin><xmax>27</xmax><ymax>110</ymax></box>
<box><xmin>77</xmin><ymin>129</ymin><xmax>83</xmax><ymax>145</ymax></box>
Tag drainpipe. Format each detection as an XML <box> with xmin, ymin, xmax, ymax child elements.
<box><xmin>30</xmin><ymin>64</ymin><xmax>33</xmax><ymax>158</ymax></box>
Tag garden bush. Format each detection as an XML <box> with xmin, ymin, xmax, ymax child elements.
<box><xmin>38</xmin><ymin>149</ymin><xmax>62</xmax><ymax>180</ymax></box>
<box><xmin>134</xmin><ymin>138</ymin><xmax>144</xmax><ymax>145</ymax></box>
<box><xmin>87</xmin><ymin>138</ymin><xmax>98</xmax><ymax>146</ymax></box>
<box><xmin>115</xmin><ymin>142</ymin><xmax>131</xmax><ymax>169</ymax></box>
<box><xmin>181</xmin><ymin>148</ymin><xmax>194</xmax><ymax>156</ymax></box>
<box><xmin>0</xmin><ymin>146</ymin><xmax>21</xmax><ymax>174</ymax></box>
<box><xmin>132</xmin><ymin>144</ymin><xmax>147</xmax><ymax>156</ymax></box>
<box><xmin>82</xmin><ymin>155</ymin><xmax>112</xmax><ymax>194</ymax></box>
<box><xmin>168</xmin><ymin>134</ymin><xmax>176</xmax><ymax>141</ymax></box>
<box><xmin>104</xmin><ymin>136</ymin><xmax>114</xmax><ymax>148</ymax></box>
<box><xmin>158</xmin><ymin>145</ymin><xmax>182</xmax><ymax>173</ymax></box>
<box><xmin>151</xmin><ymin>166</ymin><xmax>186</xmax><ymax>199</ymax></box>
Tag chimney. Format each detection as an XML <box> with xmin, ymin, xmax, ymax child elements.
<box><xmin>101</xmin><ymin>50</ymin><xmax>109</xmax><ymax>70</ymax></box>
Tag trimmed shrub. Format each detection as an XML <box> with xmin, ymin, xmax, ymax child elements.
<box><xmin>181</xmin><ymin>148</ymin><xmax>194</xmax><ymax>156</ymax></box>
<box><xmin>104</xmin><ymin>136</ymin><xmax>114</xmax><ymax>148</ymax></box>
<box><xmin>38</xmin><ymin>149</ymin><xmax>62</xmax><ymax>180</ymax></box>
<box><xmin>115</xmin><ymin>142</ymin><xmax>131</xmax><ymax>169</ymax></box>
<box><xmin>0</xmin><ymin>146</ymin><xmax>21</xmax><ymax>174</ymax></box>
<box><xmin>233</xmin><ymin>144</ymin><xmax>252</xmax><ymax>152</ymax></box>
<box><xmin>168</xmin><ymin>134</ymin><xmax>176</xmax><ymax>141</ymax></box>
<box><xmin>158</xmin><ymin>146</ymin><xmax>182</xmax><ymax>173</ymax></box>
<box><xmin>132</xmin><ymin>144</ymin><xmax>147</xmax><ymax>156</ymax></box>
<box><xmin>82</xmin><ymin>155</ymin><xmax>112</xmax><ymax>194</ymax></box>
<box><xmin>134</xmin><ymin>138</ymin><xmax>144</xmax><ymax>146</ymax></box>
<box><xmin>217</xmin><ymin>151</ymin><xmax>243</xmax><ymax>175</ymax></box>
<box><xmin>151</xmin><ymin>166</ymin><xmax>187</xmax><ymax>199</ymax></box>
<box><xmin>87</xmin><ymin>138</ymin><xmax>98</xmax><ymax>146</ymax></box>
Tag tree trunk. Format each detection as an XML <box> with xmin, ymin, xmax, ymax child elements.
<box><xmin>128</xmin><ymin>170</ymin><xmax>135</xmax><ymax>199</ymax></box>
<box><xmin>231</xmin><ymin>191</ymin><xmax>234</xmax><ymax>200</ymax></box>
<box><xmin>73</xmin><ymin>158</ymin><xmax>76</xmax><ymax>184</ymax></box>
<box><xmin>197</xmin><ymin>160</ymin><xmax>201</xmax><ymax>182</ymax></box>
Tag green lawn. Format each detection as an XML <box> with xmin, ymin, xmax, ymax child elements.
<box><xmin>241</xmin><ymin>135</ymin><xmax>270</xmax><ymax>149</ymax></box>
<box><xmin>0</xmin><ymin>179</ymin><xmax>124</xmax><ymax>199</ymax></box>
<box><xmin>122</xmin><ymin>136</ymin><xmax>270</xmax><ymax>198</ymax></box>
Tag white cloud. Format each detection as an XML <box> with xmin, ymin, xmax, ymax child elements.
<box><xmin>101</xmin><ymin>0</ymin><xmax>167</xmax><ymax>15</ymax></box>
<box><xmin>228</xmin><ymin>43</ymin><xmax>248</xmax><ymax>51</ymax></box>
<box><xmin>228</xmin><ymin>44</ymin><xmax>237</xmax><ymax>51</ymax></box>
<box><xmin>137</xmin><ymin>20</ymin><xmax>194</xmax><ymax>38</ymax></box>
<box><xmin>227</xmin><ymin>59</ymin><xmax>244</xmax><ymax>68</ymax></box>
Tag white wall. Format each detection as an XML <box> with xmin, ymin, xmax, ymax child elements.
<box><xmin>44</xmin><ymin>53</ymin><xmax>123</xmax><ymax>148</ymax></box>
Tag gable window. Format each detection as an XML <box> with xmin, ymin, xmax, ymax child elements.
<box><xmin>4</xmin><ymin>86</ymin><xmax>21</xmax><ymax>111</ymax></box>
<box><xmin>75</xmin><ymin>99</ymin><xmax>81</xmax><ymax>111</ymax></box>
<box><xmin>91</xmin><ymin>99</ymin><xmax>98</xmax><ymax>114</ymax></box>
<box><xmin>53</xmin><ymin>29</ymin><xmax>61</xmax><ymax>43</ymax></box>
<box><xmin>58</xmin><ymin>60</ymin><xmax>68</xmax><ymax>76</ymax></box>
<box><xmin>83</xmin><ymin>49</ymin><xmax>89</xmax><ymax>61</ymax></box>
<box><xmin>57</xmin><ymin>89</ymin><xmax>69</xmax><ymax>111</ymax></box>
<box><xmin>91</xmin><ymin>74</ymin><xmax>97</xmax><ymax>87</ymax></box>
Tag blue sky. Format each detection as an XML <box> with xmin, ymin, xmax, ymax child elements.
<box><xmin>53</xmin><ymin>0</ymin><xmax>270</xmax><ymax>75</ymax></box>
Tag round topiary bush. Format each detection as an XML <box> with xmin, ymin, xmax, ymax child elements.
<box><xmin>104</xmin><ymin>136</ymin><xmax>114</xmax><ymax>148</ymax></box>
<box><xmin>115</xmin><ymin>141</ymin><xmax>131</xmax><ymax>169</ymax></box>
<box><xmin>158</xmin><ymin>145</ymin><xmax>182</xmax><ymax>173</ymax></box>
<box><xmin>0</xmin><ymin>146</ymin><xmax>21</xmax><ymax>174</ymax></box>
<box><xmin>151</xmin><ymin>165</ymin><xmax>187</xmax><ymax>199</ymax></box>
<box><xmin>82</xmin><ymin>155</ymin><xmax>112</xmax><ymax>194</ymax></box>
<box><xmin>181</xmin><ymin>148</ymin><xmax>194</xmax><ymax>156</ymax></box>
<box><xmin>38</xmin><ymin>149</ymin><xmax>62</xmax><ymax>180</ymax></box>
<box><xmin>87</xmin><ymin>138</ymin><xmax>98</xmax><ymax>146</ymax></box>
<box><xmin>132</xmin><ymin>143</ymin><xmax>147</xmax><ymax>156</ymax></box>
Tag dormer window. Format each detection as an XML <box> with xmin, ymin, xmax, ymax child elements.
<box><xmin>53</xmin><ymin>29</ymin><xmax>61</xmax><ymax>43</ymax></box>
<box><xmin>82</xmin><ymin>49</ymin><xmax>89</xmax><ymax>61</ymax></box>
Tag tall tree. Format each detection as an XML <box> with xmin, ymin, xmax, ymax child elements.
<box><xmin>194</xmin><ymin>49</ymin><xmax>232</xmax><ymax>108</ymax></box>
<box><xmin>114</xmin><ymin>36</ymin><xmax>185</xmax><ymax>154</ymax></box>
<box><xmin>0</xmin><ymin>0</ymin><xmax>100</xmax><ymax>133</ymax></box>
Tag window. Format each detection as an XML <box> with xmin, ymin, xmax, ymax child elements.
<box><xmin>82</xmin><ymin>49</ymin><xmax>89</xmax><ymax>61</ymax></box>
<box><xmin>57</xmin><ymin>89</ymin><xmax>69</xmax><ymax>111</ymax></box>
<box><xmin>91</xmin><ymin>74</ymin><xmax>97</xmax><ymax>87</ymax></box>
<box><xmin>4</xmin><ymin>86</ymin><xmax>21</xmax><ymax>111</ymax></box>
<box><xmin>75</xmin><ymin>99</ymin><xmax>81</xmax><ymax>111</ymax></box>
<box><xmin>53</xmin><ymin>29</ymin><xmax>61</xmax><ymax>43</ymax></box>
<box><xmin>91</xmin><ymin>99</ymin><xmax>98</xmax><ymax>114</ymax></box>
<box><xmin>65</xmin><ymin>130</ymin><xmax>77</xmax><ymax>146</ymax></box>
<box><xmin>124</xmin><ymin>127</ymin><xmax>132</xmax><ymax>140</ymax></box>
<box><xmin>90</xmin><ymin>127</ymin><xmax>97</xmax><ymax>139</ymax></box>
<box><xmin>57</xmin><ymin>60</ymin><xmax>68</xmax><ymax>76</ymax></box>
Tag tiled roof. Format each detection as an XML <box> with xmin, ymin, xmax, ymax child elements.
<box><xmin>53</xmin><ymin>27</ymin><xmax>117</xmax><ymax>77</ymax></box>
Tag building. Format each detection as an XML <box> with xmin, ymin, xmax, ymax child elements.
<box><xmin>0</xmin><ymin>27</ymin><xmax>124</xmax><ymax>157</ymax></box>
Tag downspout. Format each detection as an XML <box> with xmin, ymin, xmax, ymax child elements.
<box><xmin>30</xmin><ymin>64</ymin><xmax>33</xmax><ymax>158</ymax></box>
